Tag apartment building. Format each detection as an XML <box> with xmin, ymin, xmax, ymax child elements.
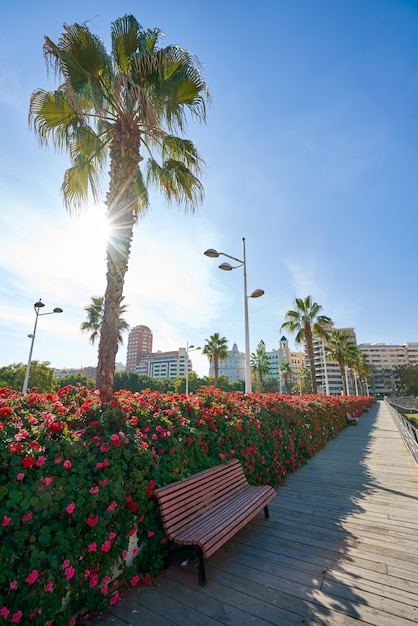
<box><xmin>126</xmin><ymin>325</ymin><xmax>153</xmax><ymax>372</ymax></box>
<box><xmin>312</xmin><ymin>328</ymin><xmax>358</xmax><ymax>395</ymax></box>
<box><xmin>357</xmin><ymin>342</ymin><xmax>418</xmax><ymax>396</ymax></box>
<box><xmin>136</xmin><ymin>348</ymin><xmax>195</xmax><ymax>380</ymax></box>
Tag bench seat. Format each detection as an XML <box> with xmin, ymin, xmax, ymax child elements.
<box><xmin>154</xmin><ymin>458</ymin><xmax>276</xmax><ymax>584</ymax></box>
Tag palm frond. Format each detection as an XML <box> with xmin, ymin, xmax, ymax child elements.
<box><xmin>146</xmin><ymin>158</ymin><xmax>203</xmax><ymax>210</ymax></box>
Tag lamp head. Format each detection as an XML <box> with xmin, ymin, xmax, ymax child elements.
<box><xmin>34</xmin><ymin>300</ymin><xmax>45</xmax><ymax>310</ymax></box>
<box><xmin>53</xmin><ymin>308</ymin><xmax>63</xmax><ymax>313</ymax></box>
<box><xmin>204</xmin><ymin>248</ymin><xmax>219</xmax><ymax>258</ymax></box>
<box><xmin>250</xmin><ymin>289</ymin><xmax>265</xmax><ymax>299</ymax></box>
<box><xmin>219</xmin><ymin>262</ymin><xmax>233</xmax><ymax>271</ymax></box>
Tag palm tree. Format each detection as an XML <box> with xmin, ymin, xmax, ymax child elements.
<box><xmin>29</xmin><ymin>15</ymin><xmax>209</xmax><ymax>399</ymax></box>
<box><xmin>324</xmin><ymin>329</ymin><xmax>358</xmax><ymax>395</ymax></box>
<box><xmin>250</xmin><ymin>347</ymin><xmax>270</xmax><ymax>392</ymax></box>
<box><xmin>351</xmin><ymin>351</ymin><xmax>371</xmax><ymax>396</ymax></box>
<box><xmin>81</xmin><ymin>296</ymin><xmax>129</xmax><ymax>346</ymax></box>
<box><xmin>281</xmin><ymin>296</ymin><xmax>332</xmax><ymax>394</ymax></box>
<box><xmin>279</xmin><ymin>360</ymin><xmax>292</xmax><ymax>394</ymax></box>
<box><xmin>202</xmin><ymin>333</ymin><xmax>228</xmax><ymax>387</ymax></box>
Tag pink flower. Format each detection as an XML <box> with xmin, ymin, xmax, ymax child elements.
<box><xmin>87</xmin><ymin>514</ymin><xmax>99</xmax><ymax>527</ymax></box>
<box><xmin>10</xmin><ymin>581</ymin><xmax>18</xmax><ymax>589</ymax></box>
<box><xmin>21</xmin><ymin>512</ymin><xmax>32</xmax><ymax>522</ymax></box>
<box><xmin>108</xmin><ymin>531</ymin><xmax>117</xmax><ymax>540</ymax></box>
<box><xmin>110</xmin><ymin>592</ymin><xmax>120</xmax><ymax>605</ymax></box>
<box><xmin>107</xmin><ymin>501</ymin><xmax>117</xmax><ymax>511</ymax></box>
<box><xmin>130</xmin><ymin>575</ymin><xmax>139</xmax><ymax>586</ymax></box>
<box><xmin>122</xmin><ymin>550</ymin><xmax>128</xmax><ymax>560</ymax></box>
<box><xmin>65</xmin><ymin>566</ymin><xmax>75</xmax><ymax>581</ymax></box>
<box><xmin>35</xmin><ymin>456</ymin><xmax>46</xmax><ymax>467</ymax></box>
<box><xmin>66</xmin><ymin>503</ymin><xmax>75</xmax><ymax>514</ymax></box>
<box><xmin>62</xmin><ymin>559</ymin><xmax>70</xmax><ymax>569</ymax></box>
<box><xmin>101</xmin><ymin>540</ymin><xmax>111</xmax><ymax>552</ymax></box>
<box><xmin>88</xmin><ymin>543</ymin><xmax>97</xmax><ymax>552</ymax></box>
<box><xmin>0</xmin><ymin>608</ymin><xmax>10</xmax><ymax>619</ymax></box>
<box><xmin>42</xmin><ymin>477</ymin><xmax>53</xmax><ymax>485</ymax></box>
<box><xmin>89</xmin><ymin>486</ymin><xmax>99</xmax><ymax>494</ymax></box>
<box><xmin>11</xmin><ymin>610</ymin><xmax>22</xmax><ymax>623</ymax></box>
<box><xmin>101</xmin><ymin>584</ymin><xmax>109</xmax><ymax>595</ymax></box>
<box><xmin>147</xmin><ymin>531</ymin><xmax>155</xmax><ymax>538</ymax></box>
<box><xmin>2</xmin><ymin>516</ymin><xmax>11</xmax><ymax>526</ymax></box>
<box><xmin>25</xmin><ymin>569</ymin><xmax>38</xmax><ymax>585</ymax></box>
<box><xmin>102</xmin><ymin>575</ymin><xmax>111</xmax><ymax>584</ymax></box>
<box><xmin>45</xmin><ymin>581</ymin><xmax>53</xmax><ymax>592</ymax></box>
<box><xmin>17</xmin><ymin>473</ymin><xmax>25</xmax><ymax>481</ymax></box>
<box><xmin>63</xmin><ymin>460</ymin><xmax>72</xmax><ymax>469</ymax></box>
<box><xmin>89</xmin><ymin>574</ymin><xmax>99</xmax><ymax>588</ymax></box>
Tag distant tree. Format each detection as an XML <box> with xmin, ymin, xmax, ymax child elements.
<box><xmin>350</xmin><ymin>352</ymin><xmax>371</xmax><ymax>396</ymax></box>
<box><xmin>0</xmin><ymin>361</ymin><xmax>55</xmax><ymax>393</ymax></box>
<box><xmin>81</xmin><ymin>296</ymin><xmax>129</xmax><ymax>346</ymax></box>
<box><xmin>325</xmin><ymin>329</ymin><xmax>359</xmax><ymax>395</ymax></box>
<box><xmin>250</xmin><ymin>347</ymin><xmax>270</xmax><ymax>392</ymax></box>
<box><xmin>55</xmin><ymin>372</ymin><xmax>95</xmax><ymax>389</ymax></box>
<box><xmin>281</xmin><ymin>296</ymin><xmax>332</xmax><ymax>394</ymax></box>
<box><xmin>202</xmin><ymin>333</ymin><xmax>228</xmax><ymax>387</ymax></box>
<box><xmin>263</xmin><ymin>376</ymin><xmax>280</xmax><ymax>393</ymax></box>
<box><xmin>279</xmin><ymin>361</ymin><xmax>292</xmax><ymax>394</ymax></box>
<box><xmin>397</xmin><ymin>365</ymin><xmax>418</xmax><ymax>396</ymax></box>
<box><xmin>298</xmin><ymin>366</ymin><xmax>312</xmax><ymax>394</ymax></box>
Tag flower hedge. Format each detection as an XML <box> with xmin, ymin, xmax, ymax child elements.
<box><xmin>0</xmin><ymin>386</ymin><xmax>373</xmax><ymax>624</ymax></box>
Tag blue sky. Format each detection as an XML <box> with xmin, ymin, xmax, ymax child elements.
<box><xmin>1</xmin><ymin>0</ymin><xmax>417</xmax><ymax>377</ymax></box>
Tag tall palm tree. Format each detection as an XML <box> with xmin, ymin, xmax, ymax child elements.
<box><xmin>324</xmin><ymin>329</ymin><xmax>358</xmax><ymax>395</ymax></box>
<box><xmin>351</xmin><ymin>351</ymin><xmax>371</xmax><ymax>396</ymax></box>
<box><xmin>202</xmin><ymin>333</ymin><xmax>228</xmax><ymax>387</ymax></box>
<box><xmin>279</xmin><ymin>360</ymin><xmax>292</xmax><ymax>394</ymax></box>
<box><xmin>281</xmin><ymin>296</ymin><xmax>332</xmax><ymax>394</ymax></box>
<box><xmin>250</xmin><ymin>347</ymin><xmax>270</xmax><ymax>392</ymax></box>
<box><xmin>29</xmin><ymin>15</ymin><xmax>209</xmax><ymax>399</ymax></box>
<box><xmin>81</xmin><ymin>296</ymin><xmax>129</xmax><ymax>346</ymax></box>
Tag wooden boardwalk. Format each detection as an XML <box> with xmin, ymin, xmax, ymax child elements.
<box><xmin>87</xmin><ymin>401</ymin><xmax>418</xmax><ymax>625</ymax></box>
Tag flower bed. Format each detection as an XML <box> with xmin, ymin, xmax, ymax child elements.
<box><xmin>0</xmin><ymin>386</ymin><xmax>373</xmax><ymax>624</ymax></box>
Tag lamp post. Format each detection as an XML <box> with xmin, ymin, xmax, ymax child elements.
<box><xmin>22</xmin><ymin>299</ymin><xmax>63</xmax><ymax>394</ymax></box>
<box><xmin>204</xmin><ymin>238</ymin><xmax>264</xmax><ymax>394</ymax></box>
<box><xmin>185</xmin><ymin>342</ymin><xmax>201</xmax><ymax>395</ymax></box>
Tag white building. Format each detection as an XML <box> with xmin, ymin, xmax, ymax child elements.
<box><xmin>136</xmin><ymin>348</ymin><xmax>194</xmax><ymax>380</ymax></box>
<box><xmin>209</xmin><ymin>343</ymin><xmax>245</xmax><ymax>382</ymax></box>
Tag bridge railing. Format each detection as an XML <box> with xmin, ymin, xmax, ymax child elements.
<box><xmin>386</xmin><ymin>399</ymin><xmax>418</xmax><ymax>467</ymax></box>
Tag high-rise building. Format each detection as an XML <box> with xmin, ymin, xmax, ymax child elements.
<box><xmin>136</xmin><ymin>348</ymin><xmax>194</xmax><ymax>380</ymax></box>
<box><xmin>209</xmin><ymin>343</ymin><xmax>245</xmax><ymax>382</ymax></box>
<box><xmin>126</xmin><ymin>325</ymin><xmax>153</xmax><ymax>372</ymax></box>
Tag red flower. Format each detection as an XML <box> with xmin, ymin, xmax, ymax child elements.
<box><xmin>0</xmin><ymin>406</ymin><xmax>13</xmax><ymax>416</ymax></box>
<box><xmin>22</xmin><ymin>457</ymin><xmax>35</xmax><ymax>469</ymax></box>
<box><xmin>9</xmin><ymin>443</ymin><xmax>23</xmax><ymax>453</ymax></box>
<box><xmin>87</xmin><ymin>514</ymin><xmax>99</xmax><ymax>527</ymax></box>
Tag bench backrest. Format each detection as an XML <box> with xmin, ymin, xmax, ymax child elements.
<box><xmin>155</xmin><ymin>459</ymin><xmax>248</xmax><ymax>535</ymax></box>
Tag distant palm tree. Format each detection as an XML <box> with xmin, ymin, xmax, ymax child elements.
<box><xmin>351</xmin><ymin>351</ymin><xmax>371</xmax><ymax>396</ymax></box>
<box><xmin>281</xmin><ymin>296</ymin><xmax>332</xmax><ymax>394</ymax></box>
<box><xmin>250</xmin><ymin>347</ymin><xmax>270</xmax><ymax>392</ymax></box>
<box><xmin>279</xmin><ymin>360</ymin><xmax>292</xmax><ymax>394</ymax></box>
<box><xmin>81</xmin><ymin>296</ymin><xmax>129</xmax><ymax>346</ymax></box>
<box><xmin>324</xmin><ymin>329</ymin><xmax>358</xmax><ymax>395</ymax></box>
<box><xmin>202</xmin><ymin>333</ymin><xmax>228</xmax><ymax>386</ymax></box>
<box><xmin>29</xmin><ymin>15</ymin><xmax>209</xmax><ymax>398</ymax></box>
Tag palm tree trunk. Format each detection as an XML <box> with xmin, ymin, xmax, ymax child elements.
<box><xmin>304</xmin><ymin>324</ymin><xmax>318</xmax><ymax>394</ymax></box>
<box><xmin>96</xmin><ymin>117</ymin><xmax>141</xmax><ymax>399</ymax></box>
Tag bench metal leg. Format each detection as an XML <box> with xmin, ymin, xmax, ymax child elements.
<box><xmin>164</xmin><ymin>543</ymin><xmax>207</xmax><ymax>586</ymax></box>
<box><xmin>264</xmin><ymin>505</ymin><xmax>270</xmax><ymax>519</ymax></box>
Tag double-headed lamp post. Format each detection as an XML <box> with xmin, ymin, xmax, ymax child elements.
<box><xmin>204</xmin><ymin>237</ymin><xmax>264</xmax><ymax>394</ymax></box>
<box><xmin>185</xmin><ymin>342</ymin><xmax>201</xmax><ymax>395</ymax></box>
<box><xmin>22</xmin><ymin>299</ymin><xmax>63</xmax><ymax>394</ymax></box>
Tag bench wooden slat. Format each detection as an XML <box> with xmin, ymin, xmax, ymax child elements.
<box><xmin>155</xmin><ymin>459</ymin><xmax>276</xmax><ymax>584</ymax></box>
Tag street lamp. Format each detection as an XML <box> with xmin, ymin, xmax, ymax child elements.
<box><xmin>204</xmin><ymin>238</ymin><xmax>264</xmax><ymax>394</ymax></box>
<box><xmin>185</xmin><ymin>342</ymin><xmax>201</xmax><ymax>395</ymax></box>
<box><xmin>22</xmin><ymin>299</ymin><xmax>63</xmax><ymax>394</ymax></box>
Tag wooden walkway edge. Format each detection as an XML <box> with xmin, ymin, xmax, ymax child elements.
<box><xmin>87</xmin><ymin>401</ymin><xmax>418</xmax><ymax>625</ymax></box>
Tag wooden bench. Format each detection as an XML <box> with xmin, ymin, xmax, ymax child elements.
<box><xmin>346</xmin><ymin>411</ymin><xmax>359</xmax><ymax>425</ymax></box>
<box><xmin>154</xmin><ymin>458</ymin><xmax>276</xmax><ymax>585</ymax></box>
